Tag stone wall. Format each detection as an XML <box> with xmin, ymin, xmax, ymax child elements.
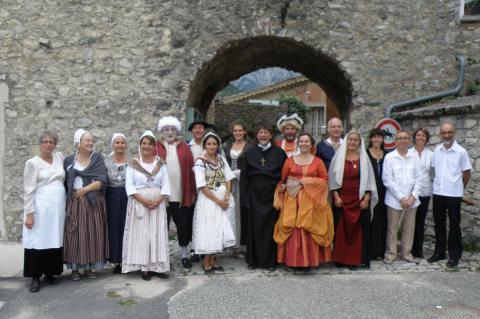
<box><xmin>1</xmin><ymin>0</ymin><xmax>479</xmax><ymax>240</ymax></box>
<box><xmin>396</xmin><ymin>95</ymin><xmax>480</xmax><ymax>240</ymax></box>
<box><xmin>210</xmin><ymin>102</ymin><xmax>288</xmax><ymax>139</ymax></box>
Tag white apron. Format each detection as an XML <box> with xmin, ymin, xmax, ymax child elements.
<box><xmin>23</xmin><ymin>181</ymin><xmax>66</xmax><ymax>249</ymax></box>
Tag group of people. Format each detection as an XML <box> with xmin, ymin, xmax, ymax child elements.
<box><xmin>22</xmin><ymin>113</ymin><xmax>471</xmax><ymax>293</ymax></box>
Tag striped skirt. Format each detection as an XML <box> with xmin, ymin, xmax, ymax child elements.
<box><xmin>63</xmin><ymin>192</ymin><xmax>109</xmax><ymax>265</ymax></box>
<box><xmin>121</xmin><ymin>187</ymin><xmax>170</xmax><ymax>273</ymax></box>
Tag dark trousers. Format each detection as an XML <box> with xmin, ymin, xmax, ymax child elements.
<box><xmin>432</xmin><ymin>195</ymin><xmax>463</xmax><ymax>260</ymax></box>
<box><xmin>412</xmin><ymin>196</ymin><xmax>431</xmax><ymax>258</ymax></box>
<box><xmin>167</xmin><ymin>202</ymin><xmax>193</xmax><ymax>247</ymax></box>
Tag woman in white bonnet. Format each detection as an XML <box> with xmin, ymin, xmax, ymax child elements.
<box><xmin>122</xmin><ymin>130</ymin><xmax>171</xmax><ymax>280</ymax></box>
<box><xmin>104</xmin><ymin>133</ymin><xmax>128</xmax><ymax>274</ymax></box>
<box><xmin>63</xmin><ymin>129</ymin><xmax>109</xmax><ymax>281</ymax></box>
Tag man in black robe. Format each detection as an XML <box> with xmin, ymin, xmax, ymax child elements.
<box><xmin>241</xmin><ymin>124</ymin><xmax>287</xmax><ymax>270</ymax></box>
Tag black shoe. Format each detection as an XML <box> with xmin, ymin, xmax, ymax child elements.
<box><xmin>181</xmin><ymin>258</ymin><xmax>192</xmax><ymax>269</ymax></box>
<box><xmin>191</xmin><ymin>254</ymin><xmax>201</xmax><ymax>263</ymax></box>
<box><xmin>446</xmin><ymin>259</ymin><xmax>458</xmax><ymax>268</ymax></box>
<box><xmin>112</xmin><ymin>265</ymin><xmax>122</xmax><ymax>274</ymax></box>
<box><xmin>155</xmin><ymin>272</ymin><xmax>169</xmax><ymax>279</ymax></box>
<box><xmin>142</xmin><ymin>271</ymin><xmax>151</xmax><ymax>281</ymax></box>
<box><xmin>267</xmin><ymin>266</ymin><xmax>276</xmax><ymax>272</ymax></box>
<box><xmin>29</xmin><ymin>278</ymin><xmax>40</xmax><ymax>293</ymax></box>
<box><xmin>212</xmin><ymin>265</ymin><xmax>224</xmax><ymax>271</ymax></box>
<box><xmin>203</xmin><ymin>266</ymin><xmax>215</xmax><ymax>274</ymax></box>
<box><xmin>427</xmin><ymin>254</ymin><xmax>446</xmax><ymax>263</ymax></box>
<box><xmin>44</xmin><ymin>275</ymin><xmax>58</xmax><ymax>285</ymax></box>
<box><xmin>247</xmin><ymin>265</ymin><xmax>257</xmax><ymax>270</ymax></box>
<box><xmin>334</xmin><ymin>262</ymin><xmax>345</xmax><ymax>268</ymax></box>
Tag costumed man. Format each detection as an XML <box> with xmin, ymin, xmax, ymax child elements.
<box><xmin>241</xmin><ymin>123</ymin><xmax>287</xmax><ymax>270</ymax></box>
<box><xmin>188</xmin><ymin>121</ymin><xmax>216</xmax><ymax>161</ymax></box>
<box><xmin>156</xmin><ymin>116</ymin><xmax>197</xmax><ymax>269</ymax></box>
<box><xmin>275</xmin><ymin>113</ymin><xmax>304</xmax><ymax>157</ymax></box>
<box><xmin>316</xmin><ymin>117</ymin><xmax>344</xmax><ymax>170</ymax></box>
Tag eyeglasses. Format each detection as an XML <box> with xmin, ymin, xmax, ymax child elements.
<box><xmin>395</xmin><ymin>137</ymin><xmax>410</xmax><ymax>141</ymax></box>
<box><xmin>41</xmin><ymin>140</ymin><xmax>56</xmax><ymax>145</ymax></box>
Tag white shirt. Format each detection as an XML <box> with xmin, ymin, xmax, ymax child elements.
<box><xmin>73</xmin><ymin>161</ymin><xmax>86</xmax><ymax>190</ymax></box>
<box><xmin>382</xmin><ymin>149</ymin><xmax>424</xmax><ymax>210</ymax></box>
<box><xmin>125</xmin><ymin>160</ymin><xmax>171</xmax><ymax>197</ymax></box>
<box><xmin>189</xmin><ymin>140</ymin><xmax>203</xmax><ymax>161</ymax></box>
<box><xmin>410</xmin><ymin>147</ymin><xmax>434</xmax><ymax>197</ymax></box>
<box><xmin>24</xmin><ymin>152</ymin><xmax>65</xmax><ymax>214</ymax></box>
<box><xmin>432</xmin><ymin>141</ymin><xmax>472</xmax><ymax>197</ymax></box>
<box><xmin>165</xmin><ymin>142</ymin><xmax>182</xmax><ymax>202</ymax></box>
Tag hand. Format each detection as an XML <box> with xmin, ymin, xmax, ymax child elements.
<box><xmin>25</xmin><ymin>213</ymin><xmax>34</xmax><ymax>229</ymax></box>
<box><xmin>73</xmin><ymin>187</ymin><xmax>87</xmax><ymax>200</ymax></box>
<box><xmin>333</xmin><ymin>193</ymin><xmax>343</xmax><ymax>208</ymax></box>
<box><xmin>406</xmin><ymin>196</ymin><xmax>415</xmax><ymax>208</ymax></box>
<box><xmin>360</xmin><ymin>197</ymin><xmax>369</xmax><ymax>210</ymax></box>
<box><xmin>217</xmin><ymin>198</ymin><xmax>229</xmax><ymax>210</ymax></box>
<box><xmin>279</xmin><ymin>183</ymin><xmax>286</xmax><ymax>193</ymax></box>
<box><xmin>149</xmin><ymin>195</ymin><xmax>165</xmax><ymax>209</ymax></box>
<box><xmin>400</xmin><ymin>197</ymin><xmax>410</xmax><ymax>209</ymax></box>
<box><xmin>359</xmin><ymin>193</ymin><xmax>370</xmax><ymax>210</ymax></box>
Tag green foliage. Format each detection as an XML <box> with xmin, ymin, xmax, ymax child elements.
<box><xmin>278</xmin><ymin>95</ymin><xmax>308</xmax><ymax>124</ymax></box>
<box><xmin>119</xmin><ymin>299</ymin><xmax>137</xmax><ymax>307</ymax></box>
<box><xmin>107</xmin><ymin>291</ymin><xmax>122</xmax><ymax>298</ymax></box>
<box><xmin>466</xmin><ymin>80</ymin><xmax>480</xmax><ymax>96</ymax></box>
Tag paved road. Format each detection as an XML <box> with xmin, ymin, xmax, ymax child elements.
<box><xmin>1</xmin><ymin>262</ymin><xmax>480</xmax><ymax>319</ymax></box>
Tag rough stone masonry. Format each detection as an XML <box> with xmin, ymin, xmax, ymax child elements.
<box><xmin>0</xmin><ymin>0</ymin><xmax>479</xmax><ymax>240</ymax></box>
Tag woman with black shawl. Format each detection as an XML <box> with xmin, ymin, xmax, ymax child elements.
<box><xmin>63</xmin><ymin>129</ymin><xmax>109</xmax><ymax>281</ymax></box>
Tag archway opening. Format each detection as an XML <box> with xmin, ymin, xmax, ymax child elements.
<box><xmin>186</xmin><ymin>35</ymin><xmax>353</xmax><ymax>124</ymax></box>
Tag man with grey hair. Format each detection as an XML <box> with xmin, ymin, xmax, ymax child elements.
<box><xmin>428</xmin><ymin>122</ymin><xmax>471</xmax><ymax>268</ymax></box>
<box><xmin>315</xmin><ymin>117</ymin><xmax>343</xmax><ymax>169</ymax></box>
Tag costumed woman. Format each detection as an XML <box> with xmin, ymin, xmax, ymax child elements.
<box><xmin>122</xmin><ymin>130</ymin><xmax>171</xmax><ymax>280</ymax></box>
<box><xmin>63</xmin><ymin>129</ymin><xmax>109</xmax><ymax>280</ymax></box>
<box><xmin>104</xmin><ymin>133</ymin><xmax>128</xmax><ymax>274</ymax></box>
<box><xmin>23</xmin><ymin>131</ymin><xmax>66</xmax><ymax>292</ymax></box>
<box><xmin>366</xmin><ymin>128</ymin><xmax>388</xmax><ymax>260</ymax></box>
<box><xmin>329</xmin><ymin>130</ymin><xmax>378</xmax><ymax>269</ymax></box>
<box><xmin>223</xmin><ymin>119</ymin><xmax>252</xmax><ymax>255</ymax></box>
<box><xmin>274</xmin><ymin>133</ymin><xmax>334</xmax><ymax>271</ymax></box>
<box><xmin>192</xmin><ymin>132</ymin><xmax>236</xmax><ymax>273</ymax></box>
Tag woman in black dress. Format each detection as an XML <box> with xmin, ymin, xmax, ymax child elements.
<box><xmin>366</xmin><ymin>128</ymin><xmax>388</xmax><ymax>260</ymax></box>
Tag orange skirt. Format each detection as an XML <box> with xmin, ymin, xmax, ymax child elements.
<box><xmin>277</xmin><ymin>228</ymin><xmax>331</xmax><ymax>267</ymax></box>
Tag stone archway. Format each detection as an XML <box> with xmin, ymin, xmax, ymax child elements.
<box><xmin>186</xmin><ymin>35</ymin><xmax>353</xmax><ymax>120</ymax></box>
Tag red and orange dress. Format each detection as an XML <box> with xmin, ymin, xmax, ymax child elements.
<box><xmin>273</xmin><ymin>157</ymin><xmax>334</xmax><ymax>267</ymax></box>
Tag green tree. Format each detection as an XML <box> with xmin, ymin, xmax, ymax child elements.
<box><xmin>279</xmin><ymin>95</ymin><xmax>308</xmax><ymax>124</ymax></box>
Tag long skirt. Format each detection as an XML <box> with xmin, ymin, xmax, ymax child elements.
<box><xmin>192</xmin><ymin>185</ymin><xmax>236</xmax><ymax>254</ymax></box>
<box><xmin>278</xmin><ymin>228</ymin><xmax>332</xmax><ymax>268</ymax></box>
<box><xmin>232</xmin><ymin>170</ymin><xmax>247</xmax><ymax>247</ymax></box>
<box><xmin>63</xmin><ymin>192</ymin><xmax>109</xmax><ymax>267</ymax></box>
<box><xmin>24</xmin><ymin>248</ymin><xmax>63</xmax><ymax>278</ymax></box>
<box><xmin>106</xmin><ymin>187</ymin><xmax>128</xmax><ymax>264</ymax></box>
<box><xmin>122</xmin><ymin>188</ymin><xmax>170</xmax><ymax>273</ymax></box>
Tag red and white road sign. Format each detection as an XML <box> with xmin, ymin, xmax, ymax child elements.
<box><xmin>376</xmin><ymin>118</ymin><xmax>401</xmax><ymax>150</ymax></box>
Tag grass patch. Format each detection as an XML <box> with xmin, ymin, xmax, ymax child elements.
<box><xmin>107</xmin><ymin>291</ymin><xmax>122</xmax><ymax>298</ymax></box>
<box><xmin>445</xmin><ymin>267</ymin><xmax>459</xmax><ymax>273</ymax></box>
<box><xmin>119</xmin><ymin>299</ymin><xmax>137</xmax><ymax>307</ymax></box>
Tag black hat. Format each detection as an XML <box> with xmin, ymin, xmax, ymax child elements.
<box><xmin>187</xmin><ymin>121</ymin><xmax>216</xmax><ymax>132</ymax></box>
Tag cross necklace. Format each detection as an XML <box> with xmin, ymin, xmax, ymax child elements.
<box><xmin>260</xmin><ymin>158</ymin><xmax>267</xmax><ymax>167</ymax></box>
